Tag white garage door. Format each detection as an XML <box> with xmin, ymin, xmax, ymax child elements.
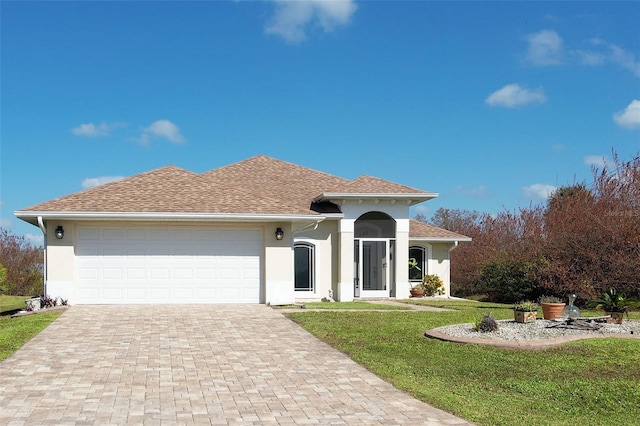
<box><xmin>75</xmin><ymin>226</ymin><xmax>262</xmax><ymax>304</ymax></box>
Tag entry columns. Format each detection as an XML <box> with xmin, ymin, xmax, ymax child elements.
<box><xmin>337</xmin><ymin>219</ymin><xmax>355</xmax><ymax>301</ymax></box>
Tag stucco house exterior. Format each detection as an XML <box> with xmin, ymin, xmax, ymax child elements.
<box><xmin>15</xmin><ymin>155</ymin><xmax>470</xmax><ymax>305</ymax></box>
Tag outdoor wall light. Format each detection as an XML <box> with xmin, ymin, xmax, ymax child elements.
<box><xmin>275</xmin><ymin>227</ymin><xmax>284</xmax><ymax>241</ymax></box>
<box><xmin>55</xmin><ymin>226</ymin><xmax>64</xmax><ymax>239</ymax></box>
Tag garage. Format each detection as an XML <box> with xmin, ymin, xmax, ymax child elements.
<box><xmin>75</xmin><ymin>225</ymin><xmax>262</xmax><ymax>304</ymax></box>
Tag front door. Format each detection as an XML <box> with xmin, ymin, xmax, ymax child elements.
<box><xmin>355</xmin><ymin>239</ymin><xmax>390</xmax><ymax>298</ymax></box>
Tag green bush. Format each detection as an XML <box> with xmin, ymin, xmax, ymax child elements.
<box><xmin>476</xmin><ymin>259</ymin><xmax>544</xmax><ymax>304</ymax></box>
<box><xmin>422</xmin><ymin>274</ymin><xmax>445</xmax><ymax>296</ymax></box>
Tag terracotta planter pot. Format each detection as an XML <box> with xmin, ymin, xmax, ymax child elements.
<box><xmin>541</xmin><ymin>302</ymin><xmax>566</xmax><ymax>320</ymax></box>
<box><xmin>410</xmin><ymin>288</ymin><xmax>425</xmax><ymax>298</ymax></box>
<box><xmin>606</xmin><ymin>312</ymin><xmax>624</xmax><ymax>324</ymax></box>
<box><xmin>514</xmin><ymin>310</ymin><xmax>537</xmax><ymax>323</ymax></box>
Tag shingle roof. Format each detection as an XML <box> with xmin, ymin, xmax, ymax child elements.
<box><xmin>201</xmin><ymin>155</ymin><xmax>349</xmax><ymax>212</ymax></box>
<box><xmin>18</xmin><ymin>155</ymin><xmax>438</xmax><ymax>218</ymax></box>
<box><xmin>326</xmin><ymin>175</ymin><xmax>430</xmax><ymax>194</ymax></box>
<box><xmin>409</xmin><ymin>220</ymin><xmax>471</xmax><ymax>241</ymax></box>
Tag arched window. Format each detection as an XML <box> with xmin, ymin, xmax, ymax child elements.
<box><xmin>354</xmin><ymin>211</ymin><xmax>396</xmax><ymax>238</ymax></box>
<box><xmin>294</xmin><ymin>242</ymin><xmax>315</xmax><ymax>292</ymax></box>
<box><xmin>409</xmin><ymin>246</ymin><xmax>426</xmax><ymax>282</ymax></box>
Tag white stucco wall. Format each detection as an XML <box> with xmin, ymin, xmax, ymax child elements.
<box><xmin>408</xmin><ymin>241</ymin><xmax>454</xmax><ymax>297</ymax></box>
<box><xmin>44</xmin><ymin>220</ymin><xmax>75</xmax><ymax>302</ymax></box>
<box><xmin>263</xmin><ymin>222</ymin><xmax>294</xmax><ymax>305</ymax></box>
<box><xmin>292</xmin><ymin>220</ymin><xmax>336</xmax><ymax>302</ymax></box>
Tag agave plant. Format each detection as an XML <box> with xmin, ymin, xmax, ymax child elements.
<box><xmin>589</xmin><ymin>288</ymin><xmax>637</xmax><ymax>314</ymax></box>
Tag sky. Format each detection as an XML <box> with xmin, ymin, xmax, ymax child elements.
<box><xmin>1</xmin><ymin>0</ymin><xmax>639</xmax><ymax>246</ymax></box>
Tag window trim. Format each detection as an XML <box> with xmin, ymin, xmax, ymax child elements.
<box><xmin>294</xmin><ymin>242</ymin><xmax>315</xmax><ymax>292</ymax></box>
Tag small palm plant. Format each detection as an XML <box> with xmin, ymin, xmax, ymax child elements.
<box><xmin>589</xmin><ymin>288</ymin><xmax>638</xmax><ymax>323</ymax></box>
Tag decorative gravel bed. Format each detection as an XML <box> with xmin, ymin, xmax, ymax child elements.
<box><xmin>433</xmin><ymin>319</ymin><xmax>640</xmax><ymax>342</ymax></box>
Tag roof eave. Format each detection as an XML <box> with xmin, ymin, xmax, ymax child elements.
<box><xmin>314</xmin><ymin>193</ymin><xmax>438</xmax><ymax>205</ymax></box>
<box><xmin>409</xmin><ymin>237</ymin><xmax>472</xmax><ymax>242</ymax></box>
<box><xmin>15</xmin><ymin>211</ymin><xmax>326</xmax><ymax>226</ymax></box>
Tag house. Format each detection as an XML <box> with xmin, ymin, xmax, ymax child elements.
<box><xmin>15</xmin><ymin>155</ymin><xmax>470</xmax><ymax>305</ymax></box>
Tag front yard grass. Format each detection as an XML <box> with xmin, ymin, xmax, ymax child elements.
<box><xmin>286</xmin><ymin>300</ymin><xmax>640</xmax><ymax>426</ymax></box>
<box><xmin>0</xmin><ymin>295</ymin><xmax>62</xmax><ymax>361</ymax></box>
<box><xmin>273</xmin><ymin>301</ymin><xmax>410</xmax><ymax>310</ymax></box>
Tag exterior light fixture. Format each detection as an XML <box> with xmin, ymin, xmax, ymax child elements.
<box><xmin>275</xmin><ymin>227</ymin><xmax>284</xmax><ymax>241</ymax></box>
<box><xmin>55</xmin><ymin>226</ymin><xmax>64</xmax><ymax>239</ymax></box>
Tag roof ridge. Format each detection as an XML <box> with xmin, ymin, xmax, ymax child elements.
<box><xmin>202</xmin><ymin>155</ymin><xmax>351</xmax><ymax>184</ymax></box>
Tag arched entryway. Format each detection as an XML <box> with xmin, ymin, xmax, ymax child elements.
<box><xmin>354</xmin><ymin>212</ymin><xmax>396</xmax><ymax>298</ymax></box>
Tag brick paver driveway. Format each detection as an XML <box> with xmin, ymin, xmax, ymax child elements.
<box><xmin>0</xmin><ymin>306</ymin><xmax>472</xmax><ymax>425</ymax></box>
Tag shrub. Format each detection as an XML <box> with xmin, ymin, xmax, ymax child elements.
<box><xmin>476</xmin><ymin>259</ymin><xmax>544</xmax><ymax>304</ymax></box>
<box><xmin>422</xmin><ymin>274</ymin><xmax>445</xmax><ymax>296</ymax></box>
<box><xmin>40</xmin><ymin>295</ymin><xmax>58</xmax><ymax>309</ymax></box>
<box><xmin>474</xmin><ymin>313</ymin><xmax>499</xmax><ymax>332</ymax></box>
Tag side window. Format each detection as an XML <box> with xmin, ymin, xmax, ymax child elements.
<box><xmin>409</xmin><ymin>246</ymin><xmax>425</xmax><ymax>282</ymax></box>
<box><xmin>294</xmin><ymin>242</ymin><xmax>315</xmax><ymax>292</ymax></box>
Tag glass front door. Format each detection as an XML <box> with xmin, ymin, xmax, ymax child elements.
<box><xmin>355</xmin><ymin>239</ymin><xmax>391</xmax><ymax>298</ymax></box>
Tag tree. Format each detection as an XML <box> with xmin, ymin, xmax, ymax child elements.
<box><xmin>541</xmin><ymin>153</ymin><xmax>640</xmax><ymax>300</ymax></box>
<box><xmin>429</xmin><ymin>208</ymin><xmax>482</xmax><ymax>234</ymax></box>
<box><xmin>0</xmin><ymin>229</ymin><xmax>44</xmax><ymax>296</ymax></box>
<box><xmin>419</xmin><ymin>150</ymin><xmax>640</xmax><ymax>303</ymax></box>
<box><xmin>0</xmin><ymin>262</ymin><xmax>7</xmax><ymax>294</ymax></box>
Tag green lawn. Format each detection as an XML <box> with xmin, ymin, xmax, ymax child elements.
<box><xmin>286</xmin><ymin>300</ymin><xmax>640</xmax><ymax>426</ymax></box>
<box><xmin>0</xmin><ymin>295</ymin><xmax>62</xmax><ymax>361</ymax></box>
<box><xmin>273</xmin><ymin>301</ymin><xmax>410</xmax><ymax>310</ymax></box>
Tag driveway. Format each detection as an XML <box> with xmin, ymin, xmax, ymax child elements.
<box><xmin>0</xmin><ymin>305</ymin><xmax>472</xmax><ymax>425</ymax></box>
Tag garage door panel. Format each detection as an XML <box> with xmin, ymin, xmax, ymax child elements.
<box><xmin>126</xmin><ymin>288</ymin><xmax>146</xmax><ymax>301</ymax></box>
<box><xmin>102</xmin><ymin>268</ymin><xmax>122</xmax><ymax>280</ymax></box>
<box><xmin>76</xmin><ymin>226</ymin><xmax>262</xmax><ymax>304</ymax></box>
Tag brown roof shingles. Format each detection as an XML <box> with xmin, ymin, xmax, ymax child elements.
<box><xmin>201</xmin><ymin>155</ymin><xmax>350</xmax><ymax>211</ymax></box>
<box><xmin>409</xmin><ymin>220</ymin><xmax>471</xmax><ymax>240</ymax></box>
<box><xmin>19</xmin><ymin>155</ymin><xmax>438</xmax><ymax>217</ymax></box>
<box><xmin>326</xmin><ymin>175</ymin><xmax>433</xmax><ymax>195</ymax></box>
<box><xmin>21</xmin><ymin>164</ymin><xmax>311</xmax><ymax>215</ymax></box>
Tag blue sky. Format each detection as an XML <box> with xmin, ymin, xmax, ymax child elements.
<box><xmin>2</xmin><ymin>1</ymin><xmax>639</xmax><ymax>245</ymax></box>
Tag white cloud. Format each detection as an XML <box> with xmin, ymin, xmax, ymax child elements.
<box><xmin>585</xmin><ymin>39</ymin><xmax>640</xmax><ymax>78</ymax></box>
<box><xmin>609</xmin><ymin>44</ymin><xmax>640</xmax><ymax>78</ymax></box>
<box><xmin>138</xmin><ymin>119</ymin><xmax>186</xmax><ymax>145</ymax></box>
<box><xmin>81</xmin><ymin>176</ymin><xmax>125</xmax><ymax>189</ymax></box>
<box><xmin>613</xmin><ymin>99</ymin><xmax>640</xmax><ymax>129</ymax></box>
<box><xmin>523</xmin><ymin>183</ymin><xmax>557</xmax><ymax>200</ymax></box>
<box><xmin>574</xmin><ymin>50</ymin><xmax>605</xmax><ymax>66</ymax></box>
<box><xmin>584</xmin><ymin>155</ymin><xmax>608</xmax><ymax>168</ymax></box>
<box><xmin>525</xmin><ymin>29</ymin><xmax>563</xmax><ymax>65</ymax></box>
<box><xmin>71</xmin><ymin>122</ymin><xmax>124</xmax><ymax>137</ymax></box>
<box><xmin>25</xmin><ymin>233</ymin><xmax>44</xmax><ymax>247</ymax></box>
<box><xmin>0</xmin><ymin>218</ymin><xmax>12</xmax><ymax>228</ymax></box>
<box><xmin>485</xmin><ymin>84</ymin><xmax>547</xmax><ymax>108</ymax></box>
<box><xmin>265</xmin><ymin>0</ymin><xmax>357</xmax><ymax>43</ymax></box>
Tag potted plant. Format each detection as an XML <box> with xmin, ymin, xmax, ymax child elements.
<box><xmin>410</xmin><ymin>282</ymin><xmax>425</xmax><ymax>298</ymax></box>
<box><xmin>513</xmin><ymin>301</ymin><xmax>538</xmax><ymax>323</ymax></box>
<box><xmin>589</xmin><ymin>288</ymin><xmax>637</xmax><ymax>324</ymax></box>
<box><xmin>539</xmin><ymin>295</ymin><xmax>566</xmax><ymax>320</ymax></box>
